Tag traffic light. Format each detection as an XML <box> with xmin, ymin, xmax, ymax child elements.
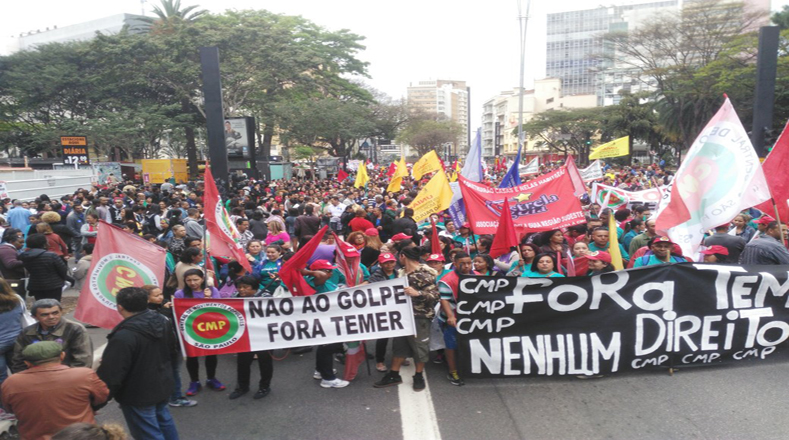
<box><xmin>585</xmin><ymin>140</ymin><xmax>592</xmax><ymax>146</ymax></box>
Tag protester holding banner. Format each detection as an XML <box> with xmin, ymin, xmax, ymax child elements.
<box><xmin>632</xmin><ymin>236</ymin><xmax>688</xmax><ymax>267</ymax></box>
<box><xmin>374</xmin><ymin>246</ymin><xmax>439</xmax><ymax>391</ymax></box>
<box><xmin>438</xmin><ymin>251</ymin><xmax>476</xmax><ymax>386</ymax></box>
<box><xmin>253</xmin><ymin>244</ymin><xmax>284</xmax><ymax>296</ymax></box>
<box><xmin>529</xmin><ymin>253</ymin><xmax>565</xmax><ymax>278</ymax></box>
<box><xmin>174</xmin><ymin>269</ymin><xmax>226</xmax><ymax>396</ymax></box>
<box><xmin>228</xmin><ymin>276</ymin><xmax>274</xmax><ymax>400</ymax></box>
<box><xmin>508</xmin><ymin>243</ymin><xmax>539</xmax><ymax>277</ymax></box>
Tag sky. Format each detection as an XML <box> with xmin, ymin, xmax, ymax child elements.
<box><xmin>3</xmin><ymin>0</ymin><xmax>787</xmax><ymax>131</ymax></box>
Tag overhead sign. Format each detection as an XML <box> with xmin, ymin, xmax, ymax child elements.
<box><xmin>61</xmin><ymin>136</ymin><xmax>89</xmax><ymax>165</ymax></box>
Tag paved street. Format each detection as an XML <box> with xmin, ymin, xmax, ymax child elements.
<box><xmin>79</xmin><ymin>314</ymin><xmax>789</xmax><ymax>440</ymax></box>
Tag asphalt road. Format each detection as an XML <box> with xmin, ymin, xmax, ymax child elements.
<box><xmin>82</xmin><ymin>316</ymin><xmax>789</xmax><ymax>440</ymax></box>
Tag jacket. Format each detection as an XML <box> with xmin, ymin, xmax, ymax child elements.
<box><xmin>66</xmin><ymin>211</ymin><xmax>84</xmax><ymax>240</ymax></box>
<box><xmin>97</xmin><ymin>309</ymin><xmax>176</xmax><ymax>406</ymax></box>
<box><xmin>368</xmin><ymin>266</ymin><xmax>396</xmax><ymax>283</ymax></box>
<box><xmin>0</xmin><ymin>243</ymin><xmax>24</xmax><ymax>280</ymax></box>
<box><xmin>184</xmin><ymin>217</ymin><xmax>204</xmax><ymax>239</ymax></box>
<box><xmin>398</xmin><ymin>265</ymin><xmax>439</xmax><ymax>319</ymax></box>
<box><xmin>19</xmin><ymin>248</ymin><xmax>68</xmax><ymax>291</ymax></box>
<box><xmin>294</xmin><ymin>215</ymin><xmax>321</xmax><ymax>240</ymax></box>
<box><xmin>11</xmin><ymin>318</ymin><xmax>93</xmax><ymax>373</ymax></box>
<box><xmin>72</xmin><ymin>255</ymin><xmax>93</xmax><ymax>290</ymax></box>
<box><xmin>392</xmin><ymin>216</ymin><xmax>419</xmax><ymax>238</ymax></box>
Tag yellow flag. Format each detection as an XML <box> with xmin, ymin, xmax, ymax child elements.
<box><xmin>411</xmin><ymin>169</ymin><xmax>453</xmax><ymax>223</ymax></box>
<box><xmin>411</xmin><ymin>150</ymin><xmax>442</xmax><ymax>180</ymax></box>
<box><xmin>393</xmin><ymin>157</ymin><xmax>408</xmax><ymax>180</ymax></box>
<box><xmin>387</xmin><ymin>176</ymin><xmax>402</xmax><ymax>193</ymax></box>
<box><xmin>354</xmin><ymin>163</ymin><xmax>369</xmax><ymax>188</ymax></box>
<box><xmin>608</xmin><ymin>214</ymin><xmax>624</xmax><ymax>270</ymax></box>
<box><xmin>589</xmin><ymin>136</ymin><xmax>629</xmax><ymax>160</ymax></box>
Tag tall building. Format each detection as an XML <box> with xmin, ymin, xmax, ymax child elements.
<box><xmin>7</xmin><ymin>13</ymin><xmax>146</xmax><ymax>54</ymax></box>
<box><xmin>406</xmin><ymin>79</ymin><xmax>469</xmax><ymax>159</ymax></box>
<box><xmin>546</xmin><ymin>1</ymin><xmax>679</xmax><ymax>101</ymax></box>
<box><xmin>481</xmin><ymin>78</ymin><xmax>597</xmax><ymax>159</ymax></box>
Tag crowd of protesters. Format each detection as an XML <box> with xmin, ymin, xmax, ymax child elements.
<box><xmin>0</xmin><ymin>157</ymin><xmax>784</xmax><ymax>439</ymax></box>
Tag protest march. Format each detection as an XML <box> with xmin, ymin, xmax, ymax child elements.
<box><xmin>0</xmin><ymin>66</ymin><xmax>788</xmax><ymax>439</ymax></box>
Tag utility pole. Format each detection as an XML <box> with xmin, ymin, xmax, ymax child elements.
<box><xmin>517</xmin><ymin>0</ymin><xmax>531</xmax><ymax>157</ymax></box>
<box><xmin>751</xmin><ymin>26</ymin><xmax>780</xmax><ymax>158</ymax></box>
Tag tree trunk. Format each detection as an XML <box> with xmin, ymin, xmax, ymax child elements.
<box><xmin>182</xmin><ymin>99</ymin><xmax>198</xmax><ymax>177</ymax></box>
<box><xmin>261</xmin><ymin>123</ymin><xmax>274</xmax><ymax>160</ymax></box>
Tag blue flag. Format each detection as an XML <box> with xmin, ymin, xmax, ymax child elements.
<box><xmin>498</xmin><ymin>144</ymin><xmax>522</xmax><ymax>188</ymax></box>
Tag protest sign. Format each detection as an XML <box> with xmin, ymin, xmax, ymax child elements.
<box><xmin>580</xmin><ymin>160</ymin><xmax>603</xmax><ymax>182</ymax></box>
<box><xmin>173</xmin><ymin>278</ymin><xmax>416</xmax><ymax>357</ymax></box>
<box><xmin>458</xmin><ymin>167</ymin><xmax>585</xmax><ymax>234</ymax></box>
<box><xmin>456</xmin><ymin>264</ymin><xmax>789</xmax><ymax>377</ymax></box>
<box><xmin>591</xmin><ymin>182</ymin><xmax>664</xmax><ymax>212</ymax></box>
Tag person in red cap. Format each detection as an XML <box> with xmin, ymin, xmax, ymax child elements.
<box><xmin>703</xmin><ymin>223</ymin><xmax>745</xmax><ymax>263</ymax></box>
<box><xmin>700</xmin><ymin>245</ymin><xmax>730</xmax><ymax>263</ymax></box>
<box><xmin>586</xmin><ymin>251</ymin><xmax>614</xmax><ymax>276</ymax></box>
<box><xmin>425</xmin><ymin>253</ymin><xmax>449</xmax><ymax>279</ymax></box>
<box><xmin>361</xmin><ymin>228</ymin><xmax>383</xmax><ymax>269</ymax></box>
<box><xmin>751</xmin><ymin>215</ymin><xmax>777</xmax><ymax>242</ymax></box>
<box><xmin>368</xmin><ymin>252</ymin><xmax>399</xmax><ymax>372</ymax></box>
<box><xmin>633</xmin><ymin>236</ymin><xmax>689</xmax><ymax>267</ymax></box>
<box><xmin>451</xmin><ymin>223</ymin><xmax>478</xmax><ymax>257</ymax></box>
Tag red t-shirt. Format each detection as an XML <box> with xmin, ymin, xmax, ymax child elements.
<box><xmin>348</xmin><ymin>217</ymin><xmax>374</xmax><ymax>232</ymax></box>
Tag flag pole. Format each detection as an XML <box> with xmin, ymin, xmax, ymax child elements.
<box><xmin>772</xmin><ymin>197</ymin><xmax>787</xmax><ymax>247</ymax></box>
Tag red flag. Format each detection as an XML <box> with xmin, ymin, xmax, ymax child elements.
<box><xmin>74</xmin><ymin>221</ymin><xmax>166</xmax><ymax>329</ymax></box>
<box><xmin>280</xmin><ymin>226</ymin><xmax>329</xmax><ymax>296</ymax></box>
<box><xmin>488</xmin><ymin>198</ymin><xmax>519</xmax><ymax>258</ymax></box>
<box><xmin>338</xmin><ymin>169</ymin><xmax>349</xmax><ymax>182</ymax></box>
<box><xmin>458</xmin><ymin>167</ymin><xmax>585</xmax><ymax>234</ymax></box>
<box><xmin>204</xmin><ymin>166</ymin><xmax>252</xmax><ymax>273</ymax></box>
<box><xmin>430</xmin><ymin>218</ymin><xmax>441</xmax><ymax>255</ymax></box>
<box><xmin>564</xmin><ymin>155</ymin><xmax>587</xmax><ymax>197</ymax></box>
<box><xmin>755</xmin><ymin>120</ymin><xmax>789</xmax><ymax>222</ymax></box>
<box><xmin>386</xmin><ymin>162</ymin><xmax>397</xmax><ymax>177</ymax></box>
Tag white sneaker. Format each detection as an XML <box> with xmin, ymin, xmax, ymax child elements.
<box><xmin>320</xmin><ymin>378</ymin><xmax>349</xmax><ymax>388</ymax></box>
<box><xmin>313</xmin><ymin>369</ymin><xmax>337</xmax><ymax>380</ymax></box>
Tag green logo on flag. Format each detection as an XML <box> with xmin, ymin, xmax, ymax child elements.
<box><xmin>180</xmin><ymin>302</ymin><xmax>246</xmax><ymax>350</ymax></box>
<box><xmin>89</xmin><ymin>254</ymin><xmax>158</xmax><ymax>309</ymax></box>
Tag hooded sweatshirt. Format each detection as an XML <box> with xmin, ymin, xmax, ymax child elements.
<box><xmin>19</xmin><ymin>248</ymin><xmax>68</xmax><ymax>291</ymax></box>
<box><xmin>97</xmin><ymin>309</ymin><xmax>176</xmax><ymax>406</ymax></box>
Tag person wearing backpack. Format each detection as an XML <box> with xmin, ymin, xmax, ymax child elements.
<box><xmin>633</xmin><ymin>236</ymin><xmax>689</xmax><ymax>267</ymax></box>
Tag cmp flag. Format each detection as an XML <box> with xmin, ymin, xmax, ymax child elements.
<box><xmin>589</xmin><ymin>136</ymin><xmax>629</xmax><ymax>160</ymax></box>
<box><xmin>410</xmin><ymin>169</ymin><xmax>454</xmax><ymax>223</ymax></box>
<box><xmin>204</xmin><ymin>166</ymin><xmax>252</xmax><ymax>273</ymax></box>
<box><xmin>74</xmin><ymin>221</ymin><xmax>166</xmax><ymax>329</ymax></box>
<box><xmin>412</xmin><ymin>150</ymin><xmax>442</xmax><ymax>180</ymax></box>
<box><xmin>458</xmin><ymin>167</ymin><xmax>585</xmax><ymax>234</ymax></box>
<box><xmin>654</xmin><ymin>98</ymin><xmax>770</xmax><ymax>256</ymax></box>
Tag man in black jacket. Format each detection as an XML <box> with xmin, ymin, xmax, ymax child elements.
<box><xmin>294</xmin><ymin>205</ymin><xmax>321</xmax><ymax>246</ymax></box>
<box><xmin>19</xmin><ymin>234</ymin><xmax>69</xmax><ymax>301</ymax></box>
<box><xmin>97</xmin><ymin>287</ymin><xmax>180</xmax><ymax>440</ymax></box>
<box><xmin>391</xmin><ymin>208</ymin><xmax>419</xmax><ymax>243</ymax></box>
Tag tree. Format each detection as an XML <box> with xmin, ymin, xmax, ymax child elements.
<box><xmin>604</xmin><ymin>0</ymin><xmax>765</xmax><ymax>149</ymax></box>
<box><xmin>396</xmin><ymin>111</ymin><xmax>463</xmax><ymax>157</ymax></box>
<box><xmin>520</xmin><ymin>107</ymin><xmax>604</xmax><ymax>164</ymax></box>
<box><xmin>598</xmin><ymin>91</ymin><xmax>672</xmax><ymax>163</ymax></box>
<box><xmin>773</xmin><ymin>5</ymin><xmax>789</xmax><ymax>30</ymax></box>
<box><xmin>134</xmin><ymin>0</ymin><xmax>207</xmax><ymax>32</ymax></box>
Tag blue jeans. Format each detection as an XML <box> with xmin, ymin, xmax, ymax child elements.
<box><xmin>170</xmin><ymin>361</ymin><xmax>183</xmax><ymax>402</ymax></box>
<box><xmin>121</xmin><ymin>402</ymin><xmax>179</xmax><ymax>440</ymax></box>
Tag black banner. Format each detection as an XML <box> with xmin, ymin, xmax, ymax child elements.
<box><xmin>456</xmin><ymin>264</ymin><xmax>789</xmax><ymax>377</ymax></box>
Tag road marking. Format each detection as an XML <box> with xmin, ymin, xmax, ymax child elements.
<box><xmin>93</xmin><ymin>343</ymin><xmax>107</xmax><ymax>365</ymax></box>
<box><xmin>398</xmin><ymin>363</ymin><xmax>442</xmax><ymax>440</ymax></box>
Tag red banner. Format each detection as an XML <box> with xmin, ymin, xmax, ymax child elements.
<box><xmin>458</xmin><ymin>167</ymin><xmax>585</xmax><ymax>234</ymax></box>
<box><xmin>74</xmin><ymin>221</ymin><xmax>167</xmax><ymax>329</ymax></box>
<box><xmin>204</xmin><ymin>166</ymin><xmax>252</xmax><ymax>273</ymax></box>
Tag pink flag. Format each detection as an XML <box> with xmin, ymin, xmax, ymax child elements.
<box><xmin>654</xmin><ymin>97</ymin><xmax>771</xmax><ymax>256</ymax></box>
<box><xmin>754</xmin><ymin>120</ymin><xmax>789</xmax><ymax>222</ymax></box>
<box><xmin>74</xmin><ymin>221</ymin><xmax>166</xmax><ymax>329</ymax></box>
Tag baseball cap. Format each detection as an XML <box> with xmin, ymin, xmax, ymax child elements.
<box><xmin>586</xmin><ymin>251</ymin><xmax>612</xmax><ymax>264</ymax></box>
<box><xmin>426</xmin><ymin>253</ymin><xmax>445</xmax><ymax>262</ymax></box>
<box><xmin>378</xmin><ymin>253</ymin><xmax>396</xmax><ymax>263</ymax></box>
<box><xmin>22</xmin><ymin>341</ymin><xmax>62</xmax><ymax>363</ymax></box>
<box><xmin>392</xmin><ymin>233</ymin><xmax>412</xmax><ymax>241</ymax></box>
<box><xmin>652</xmin><ymin>236</ymin><xmax>674</xmax><ymax>245</ymax></box>
<box><xmin>309</xmin><ymin>260</ymin><xmax>336</xmax><ymax>271</ymax></box>
<box><xmin>338</xmin><ymin>242</ymin><xmax>359</xmax><ymax>257</ymax></box>
<box><xmin>460</xmin><ymin>223</ymin><xmax>471</xmax><ymax>229</ymax></box>
<box><xmin>755</xmin><ymin>215</ymin><xmax>776</xmax><ymax>225</ymax></box>
<box><xmin>701</xmin><ymin>245</ymin><xmax>730</xmax><ymax>256</ymax></box>
<box><xmin>364</xmin><ymin>228</ymin><xmax>379</xmax><ymax>236</ymax></box>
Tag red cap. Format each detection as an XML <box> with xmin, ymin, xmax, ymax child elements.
<box><xmin>460</xmin><ymin>223</ymin><xmax>471</xmax><ymax>229</ymax></box>
<box><xmin>309</xmin><ymin>260</ymin><xmax>336</xmax><ymax>271</ymax></box>
<box><xmin>392</xmin><ymin>233</ymin><xmax>412</xmax><ymax>241</ymax></box>
<box><xmin>652</xmin><ymin>236</ymin><xmax>674</xmax><ymax>245</ymax></box>
<box><xmin>378</xmin><ymin>253</ymin><xmax>396</xmax><ymax>263</ymax></box>
<box><xmin>701</xmin><ymin>245</ymin><xmax>730</xmax><ymax>256</ymax></box>
<box><xmin>364</xmin><ymin>228</ymin><xmax>379</xmax><ymax>236</ymax></box>
<box><xmin>586</xmin><ymin>251</ymin><xmax>612</xmax><ymax>264</ymax></box>
<box><xmin>755</xmin><ymin>215</ymin><xmax>776</xmax><ymax>225</ymax></box>
<box><xmin>338</xmin><ymin>242</ymin><xmax>359</xmax><ymax>257</ymax></box>
<box><xmin>426</xmin><ymin>253</ymin><xmax>445</xmax><ymax>262</ymax></box>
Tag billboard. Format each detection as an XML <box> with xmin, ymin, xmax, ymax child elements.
<box><xmin>61</xmin><ymin>136</ymin><xmax>90</xmax><ymax>165</ymax></box>
<box><xmin>224</xmin><ymin>117</ymin><xmax>255</xmax><ymax>159</ymax></box>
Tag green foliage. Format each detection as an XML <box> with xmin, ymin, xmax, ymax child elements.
<box><xmin>396</xmin><ymin>111</ymin><xmax>463</xmax><ymax>157</ymax></box>
<box><xmin>520</xmin><ymin>107</ymin><xmax>604</xmax><ymax>163</ymax></box>
<box><xmin>773</xmin><ymin>5</ymin><xmax>789</xmax><ymax>30</ymax></box>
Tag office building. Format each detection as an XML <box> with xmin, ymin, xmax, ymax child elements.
<box><xmin>406</xmin><ymin>79</ymin><xmax>469</xmax><ymax>159</ymax></box>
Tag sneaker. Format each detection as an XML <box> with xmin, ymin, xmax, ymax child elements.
<box><xmin>169</xmin><ymin>398</ymin><xmax>197</xmax><ymax>407</ymax></box>
<box><xmin>313</xmin><ymin>369</ymin><xmax>337</xmax><ymax>380</ymax></box>
<box><xmin>229</xmin><ymin>388</ymin><xmax>249</xmax><ymax>400</ymax></box>
<box><xmin>432</xmin><ymin>354</ymin><xmax>445</xmax><ymax>364</ymax></box>
<box><xmin>374</xmin><ymin>372</ymin><xmax>403</xmax><ymax>388</ymax></box>
<box><xmin>413</xmin><ymin>374</ymin><xmax>426</xmax><ymax>392</ymax></box>
<box><xmin>186</xmin><ymin>381</ymin><xmax>201</xmax><ymax>396</ymax></box>
<box><xmin>206</xmin><ymin>378</ymin><xmax>226</xmax><ymax>391</ymax></box>
<box><xmin>447</xmin><ymin>372</ymin><xmax>465</xmax><ymax>386</ymax></box>
<box><xmin>254</xmin><ymin>387</ymin><xmax>271</xmax><ymax>399</ymax></box>
<box><xmin>320</xmin><ymin>378</ymin><xmax>350</xmax><ymax>388</ymax></box>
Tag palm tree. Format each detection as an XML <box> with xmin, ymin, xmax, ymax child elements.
<box><xmin>134</xmin><ymin>0</ymin><xmax>207</xmax><ymax>32</ymax></box>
